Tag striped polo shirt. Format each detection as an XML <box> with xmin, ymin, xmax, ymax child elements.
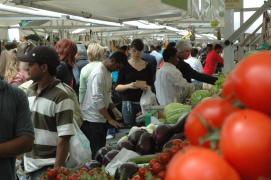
<box><xmin>24</xmin><ymin>80</ymin><xmax>75</xmax><ymax>173</ymax></box>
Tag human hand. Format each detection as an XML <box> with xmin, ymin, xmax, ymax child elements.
<box><xmin>128</xmin><ymin>82</ymin><xmax>138</xmax><ymax>89</ymax></box>
<box><xmin>112</xmin><ymin>107</ymin><xmax>122</xmax><ymax>121</ymax></box>
<box><xmin>108</xmin><ymin>119</ymin><xmax>123</xmax><ymax>128</ymax></box>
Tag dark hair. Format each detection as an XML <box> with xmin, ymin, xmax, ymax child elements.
<box><xmin>214</xmin><ymin>44</ymin><xmax>223</xmax><ymax>50</ymax></box>
<box><xmin>155</xmin><ymin>45</ymin><xmax>162</xmax><ymax>51</ymax></box>
<box><xmin>163</xmin><ymin>47</ymin><xmax>177</xmax><ymax>62</ymax></box>
<box><xmin>167</xmin><ymin>42</ymin><xmax>176</xmax><ymax>48</ymax></box>
<box><xmin>4</xmin><ymin>42</ymin><xmax>17</xmax><ymax>50</ymax></box>
<box><xmin>191</xmin><ymin>48</ymin><xmax>199</xmax><ymax>57</ymax></box>
<box><xmin>109</xmin><ymin>51</ymin><xmax>127</xmax><ymax>65</ymax></box>
<box><xmin>207</xmin><ymin>44</ymin><xmax>213</xmax><ymax>48</ymax></box>
<box><xmin>119</xmin><ymin>45</ymin><xmax>128</xmax><ymax>52</ymax></box>
<box><xmin>131</xmin><ymin>39</ymin><xmax>144</xmax><ymax>51</ymax></box>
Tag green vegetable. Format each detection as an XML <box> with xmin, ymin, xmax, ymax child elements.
<box><xmin>164</xmin><ymin>103</ymin><xmax>192</xmax><ymax>124</ymax></box>
<box><xmin>214</xmin><ymin>73</ymin><xmax>226</xmax><ymax>94</ymax></box>
<box><xmin>128</xmin><ymin>154</ymin><xmax>157</xmax><ymax>164</ymax></box>
<box><xmin>191</xmin><ymin>90</ymin><xmax>212</xmax><ymax>106</ymax></box>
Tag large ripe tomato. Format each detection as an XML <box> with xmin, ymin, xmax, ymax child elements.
<box><xmin>185</xmin><ymin>97</ymin><xmax>238</xmax><ymax>147</ymax></box>
<box><xmin>222</xmin><ymin>73</ymin><xmax>237</xmax><ymax>103</ymax></box>
<box><xmin>165</xmin><ymin>147</ymin><xmax>241</xmax><ymax>180</ymax></box>
<box><xmin>228</xmin><ymin>51</ymin><xmax>271</xmax><ymax>114</ymax></box>
<box><xmin>220</xmin><ymin>109</ymin><xmax>271</xmax><ymax>180</ymax></box>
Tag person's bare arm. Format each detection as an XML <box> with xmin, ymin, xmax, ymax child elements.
<box><xmin>115</xmin><ymin>83</ymin><xmax>137</xmax><ymax>92</ymax></box>
<box><xmin>99</xmin><ymin>107</ymin><xmax>122</xmax><ymax>128</ymax></box>
<box><xmin>0</xmin><ymin>135</ymin><xmax>34</xmax><ymax>158</ymax></box>
<box><xmin>55</xmin><ymin>136</ymin><xmax>71</xmax><ymax>168</ymax></box>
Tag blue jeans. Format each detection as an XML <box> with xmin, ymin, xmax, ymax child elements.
<box><xmin>122</xmin><ymin>101</ymin><xmax>141</xmax><ymax>127</ymax></box>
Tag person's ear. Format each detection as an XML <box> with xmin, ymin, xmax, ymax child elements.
<box><xmin>40</xmin><ymin>64</ymin><xmax>48</xmax><ymax>73</ymax></box>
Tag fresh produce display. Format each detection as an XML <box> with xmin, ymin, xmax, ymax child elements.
<box><xmin>131</xmin><ymin>139</ymin><xmax>189</xmax><ymax>180</ymax></box>
<box><xmin>213</xmin><ymin>73</ymin><xmax>226</xmax><ymax>94</ymax></box>
<box><xmin>94</xmin><ymin>146</ymin><xmax>112</xmax><ymax>164</ymax></box>
<box><xmin>222</xmin><ymin>51</ymin><xmax>271</xmax><ymax>114</ymax></box>
<box><xmin>185</xmin><ymin>97</ymin><xmax>238</xmax><ymax>148</ymax></box>
<box><xmin>41</xmin><ymin>50</ymin><xmax>271</xmax><ymax>180</ymax></box>
<box><xmin>102</xmin><ymin>150</ymin><xmax>120</xmax><ymax>166</ymax></box>
<box><xmin>41</xmin><ymin>166</ymin><xmax>112</xmax><ymax>180</ymax></box>
<box><xmin>136</xmin><ymin>132</ymin><xmax>155</xmax><ymax>155</ymax></box>
<box><xmin>165</xmin><ymin>147</ymin><xmax>241</xmax><ymax>180</ymax></box>
<box><xmin>190</xmin><ymin>89</ymin><xmax>212</xmax><ymax>106</ymax></box>
<box><xmin>220</xmin><ymin>109</ymin><xmax>271</xmax><ymax>179</ymax></box>
<box><xmin>164</xmin><ymin>103</ymin><xmax>191</xmax><ymax>124</ymax></box>
<box><xmin>114</xmin><ymin>162</ymin><xmax>139</xmax><ymax>180</ymax></box>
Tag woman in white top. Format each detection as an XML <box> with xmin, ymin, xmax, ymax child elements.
<box><xmin>79</xmin><ymin>43</ymin><xmax>106</xmax><ymax>103</ymax></box>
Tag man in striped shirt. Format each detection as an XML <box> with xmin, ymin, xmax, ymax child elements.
<box><xmin>18</xmin><ymin>46</ymin><xmax>75</xmax><ymax>179</ymax></box>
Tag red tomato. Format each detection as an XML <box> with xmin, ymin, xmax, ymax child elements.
<box><xmin>222</xmin><ymin>73</ymin><xmax>237</xmax><ymax>103</ymax></box>
<box><xmin>220</xmin><ymin>109</ymin><xmax>271</xmax><ymax>180</ymax></box>
<box><xmin>165</xmin><ymin>147</ymin><xmax>241</xmax><ymax>180</ymax></box>
<box><xmin>185</xmin><ymin>97</ymin><xmax>238</xmax><ymax>147</ymax></box>
<box><xmin>229</xmin><ymin>51</ymin><xmax>271</xmax><ymax>114</ymax></box>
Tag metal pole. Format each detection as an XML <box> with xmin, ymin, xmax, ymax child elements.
<box><xmin>223</xmin><ymin>9</ymin><xmax>235</xmax><ymax>73</ymax></box>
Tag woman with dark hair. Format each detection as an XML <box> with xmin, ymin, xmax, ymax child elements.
<box><xmin>55</xmin><ymin>39</ymin><xmax>78</xmax><ymax>91</ymax></box>
<box><xmin>115</xmin><ymin>39</ymin><xmax>154</xmax><ymax>127</ymax></box>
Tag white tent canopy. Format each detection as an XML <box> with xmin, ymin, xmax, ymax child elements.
<box><xmin>0</xmin><ymin>0</ymin><xmax>267</xmax><ymax>43</ymax></box>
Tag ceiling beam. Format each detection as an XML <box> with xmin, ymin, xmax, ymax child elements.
<box><xmin>119</xmin><ymin>13</ymin><xmax>183</xmax><ymax>22</ymax></box>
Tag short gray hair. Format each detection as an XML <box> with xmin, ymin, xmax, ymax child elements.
<box><xmin>176</xmin><ymin>40</ymin><xmax>192</xmax><ymax>52</ymax></box>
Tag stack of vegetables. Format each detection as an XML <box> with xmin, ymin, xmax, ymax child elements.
<box><xmin>166</xmin><ymin>51</ymin><xmax>271</xmax><ymax>180</ymax></box>
<box><xmin>42</xmin><ymin>51</ymin><xmax>271</xmax><ymax>179</ymax></box>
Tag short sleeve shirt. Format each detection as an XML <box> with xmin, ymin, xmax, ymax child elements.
<box><xmin>0</xmin><ymin>79</ymin><xmax>34</xmax><ymax>180</ymax></box>
<box><xmin>24</xmin><ymin>80</ymin><xmax>75</xmax><ymax>173</ymax></box>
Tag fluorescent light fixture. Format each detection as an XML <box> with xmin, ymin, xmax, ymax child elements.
<box><xmin>72</xmin><ymin>28</ymin><xmax>86</xmax><ymax>34</ymax></box>
<box><xmin>123</xmin><ymin>21</ymin><xmax>163</xmax><ymax>29</ymax></box>
<box><xmin>69</xmin><ymin>15</ymin><xmax>123</xmax><ymax>26</ymax></box>
<box><xmin>164</xmin><ymin>26</ymin><xmax>189</xmax><ymax>35</ymax></box>
<box><xmin>10</xmin><ymin>24</ymin><xmax>20</xmax><ymax>28</ymax></box>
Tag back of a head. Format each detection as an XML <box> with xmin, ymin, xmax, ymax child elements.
<box><xmin>131</xmin><ymin>39</ymin><xmax>144</xmax><ymax>51</ymax></box>
<box><xmin>76</xmin><ymin>43</ymin><xmax>88</xmax><ymax>60</ymax></box>
<box><xmin>191</xmin><ymin>48</ymin><xmax>199</xmax><ymax>57</ymax></box>
<box><xmin>214</xmin><ymin>44</ymin><xmax>223</xmax><ymax>50</ymax></box>
<box><xmin>55</xmin><ymin>39</ymin><xmax>77</xmax><ymax>66</ymax></box>
<box><xmin>167</xmin><ymin>41</ymin><xmax>176</xmax><ymax>48</ymax></box>
<box><xmin>87</xmin><ymin>43</ymin><xmax>106</xmax><ymax>62</ymax></box>
<box><xmin>4</xmin><ymin>42</ymin><xmax>17</xmax><ymax>50</ymax></box>
<box><xmin>207</xmin><ymin>43</ymin><xmax>213</xmax><ymax>49</ymax></box>
<box><xmin>0</xmin><ymin>50</ymin><xmax>19</xmax><ymax>81</ymax></box>
<box><xmin>155</xmin><ymin>45</ymin><xmax>162</xmax><ymax>51</ymax></box>
<box><xmin>119</xmin><ymin>45</ymin><xmax>128</xmax><ymax>52</ymax></box>
<box><xmin>163</xmin><ymin>47</ymin><xmax>177</xmax><ymax>62</ymax></box>
<box><xmin>143</xmin><ymin>44</ymin><xmax>150</xmax><ymax>53</ymax></box>
<box><xmin>109</xmin><ymin>51</ymin><xmax>127</xmax><ymax>65</ymax></box>
<box><xmin>176</xmin><ymin>40</ymin><xmax>192</xmax><ymax>52</ymax></box>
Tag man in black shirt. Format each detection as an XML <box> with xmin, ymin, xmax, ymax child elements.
<box><xmin>175</xmin><ymin>41</ymin><xmax>217</xmax><ymax>84</ymax></box>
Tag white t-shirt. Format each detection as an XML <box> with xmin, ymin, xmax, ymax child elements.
<box><xmin>81</xmin><ymin>63</ymin><xmax>112</xmax><ymax>123</ymax></box>
<box><xmin>184</xmin><ymin>56</ymin><xmax>203</xmax><ymax>73</ymax></box>
<box><xmin>154</xmin><ymin>62</ymin><xmax>192</xmax><ymax>105</ymax></box>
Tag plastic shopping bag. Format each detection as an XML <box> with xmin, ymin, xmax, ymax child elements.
<box><xmin>65</xmin><ymin>121</ymin><xmax>92</xmax><ymax>168</ymax></box>
<box><xmin>140</xmin><ymin>87</ymin><xmax>157</xmax><ymax>115</ymax></box>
